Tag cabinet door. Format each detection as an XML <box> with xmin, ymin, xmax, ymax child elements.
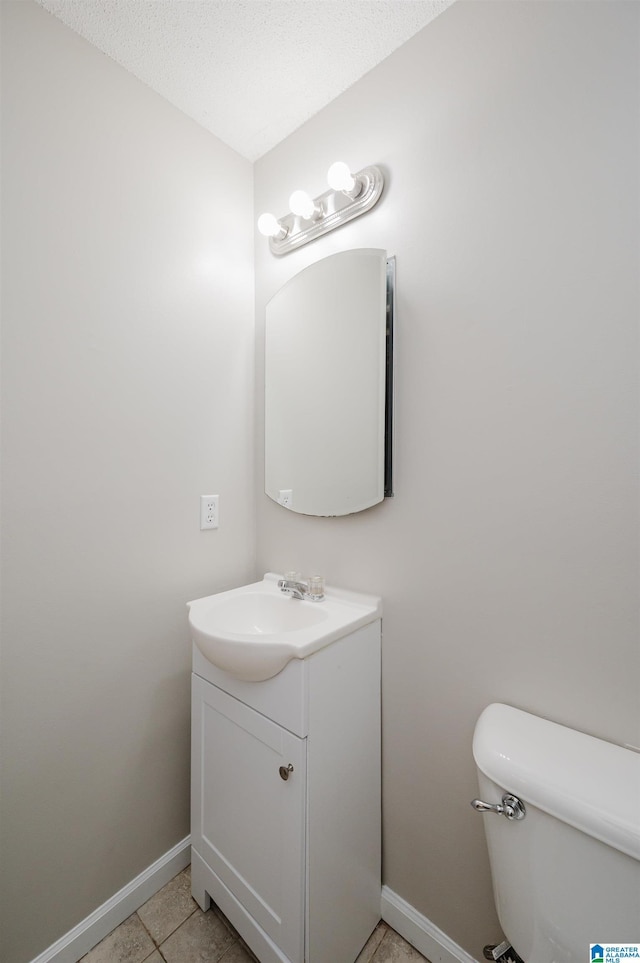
<box><xmin>192</xmin><ymin>674</ymin><xmax>306</xmax><ymax>963</ymax></box>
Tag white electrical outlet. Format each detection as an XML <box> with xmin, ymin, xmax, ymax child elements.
<box><xmin>200</xmin><ymin>494</ymin><xmax>219</xmax><ymax>530</ymax></box>
<box><xmin>278</xmin><ymin>489</ymin><xmax>293</xmax><ymax>508</ymax></box>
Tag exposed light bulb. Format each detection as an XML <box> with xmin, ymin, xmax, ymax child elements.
<box><xmin>257</xmin><ymin>212</ymin><xmax>286</xmax><ymax>238</ymax></box>
<box><xmin>327</xmin><ymin>161</ymin><xmax>355</xmax><ymax>192</ymax></box>
<box><xmin>289</xmin><ymin>190</ymin><xmax>321</xmax><ymax>220</ymax></box>
<box><xmin>327</xmin><ymin>161</ymin><xmax>362</xmax><ymax>197</ymax></box>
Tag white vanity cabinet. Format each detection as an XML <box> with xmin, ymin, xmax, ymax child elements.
<box><xmin>191</xmin><ymin>619</ymin><xmax>381</xmax><ymax>963</ymax></box>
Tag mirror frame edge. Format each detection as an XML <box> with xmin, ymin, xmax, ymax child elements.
<box><xmin>384</xmin><ymin>255</ymin><xmax>395</xmax><ymax>499</ymax></box>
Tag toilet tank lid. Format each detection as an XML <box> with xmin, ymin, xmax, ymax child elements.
<box><xmin>473</xmin><ymin>703</ymin><xmax>640</xmax><ymax>861</ymax></box>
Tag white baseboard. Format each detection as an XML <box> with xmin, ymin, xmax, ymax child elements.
<box><xmin>29</xmin><ymin>836</ymin><xmax>191</xmax><ymax>963</ymax></box>
<box><xmin>30</xmin><ymin>851</ymin><xmax>476</xmax><ymax>963</ymax></box>
<box><xmin>381</xmin><ymin>886</ymin><xmax>480</xmax><ymax>963</ymax></box>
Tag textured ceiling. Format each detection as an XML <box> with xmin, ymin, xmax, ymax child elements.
<box><xmin>35</xmin><ymin>0</ymin><xmax>454</xmax><ymax>160</ymax></box>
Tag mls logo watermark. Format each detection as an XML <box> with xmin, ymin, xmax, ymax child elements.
<box><xmin>591</xmin><ymin>945</ymin><xmax>640</xmax><ymax>963</ymax></box>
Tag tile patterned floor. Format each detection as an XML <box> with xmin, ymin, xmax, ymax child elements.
<box><xmin>80</xmin><ymin>865</ymin><xmax>429</xmax><ymax>963</ymax></box>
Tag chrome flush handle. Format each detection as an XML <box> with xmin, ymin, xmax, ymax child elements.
<box><xmin>471</xmin><ymin>793</ymin><xmax>526</xmax><ymax>821</ymax></box>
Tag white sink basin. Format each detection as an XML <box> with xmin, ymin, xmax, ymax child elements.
<box><xmin>188</xmin><ymin>573</ymin><xmax>382</xmax><ymax>682</ymax></box>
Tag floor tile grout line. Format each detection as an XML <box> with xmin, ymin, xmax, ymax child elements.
<box><xmin>158</xmin><ymin>904</ymin><xmax>201</xmax><ymax>949</ymax></box>
<box><xmin>367</xmin><ymin>923</ymin><xmax>392</xmax><ymax>963</ymax></box>
<box><xmin>136</xmin><ymin>912</ymin><xmax>159</xmax><ymax>949</ymax></box>
<box><xmin>136</xmin><ymin>900</ymin><xmax>200</xmax><ymax>951</ymax></box>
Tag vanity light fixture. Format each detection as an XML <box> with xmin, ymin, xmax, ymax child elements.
<box><xmin>257</xmin><ymin>161</ymin><xmax>384</xmax><ymax>256</ymax></box>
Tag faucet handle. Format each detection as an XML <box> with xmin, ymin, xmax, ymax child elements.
<box><xmin>277</xmin><ymin>573</ymin><xmax>325</xmax><ymax>602</ymax></box>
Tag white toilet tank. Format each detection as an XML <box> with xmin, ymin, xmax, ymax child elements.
<box><xmin>473</xmin><ymin>703</ymin><xmax>640</xmax><ymax>963</ymax></box>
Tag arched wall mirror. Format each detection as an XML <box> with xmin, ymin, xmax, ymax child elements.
<box><xmin>265</xmin><ymin>248</ymin><xmax>394</xmax><ymax>517</ymax></box>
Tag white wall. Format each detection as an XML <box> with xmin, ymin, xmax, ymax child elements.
<box><xmin>0</xmin><ymin>4</ymin><xmax>255</xmax><ymax>961</ymax></box>
<box><xmin>254</xmin><ymin>1</ymin><xmax>639</xmax><ymax>956</ymax></box>
<box><xmin>2</xmin><ymin>3</ymin><xmax>638</xmax><ymax>962</ymax></box>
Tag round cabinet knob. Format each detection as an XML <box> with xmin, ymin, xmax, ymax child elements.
<box><xmin>279</xmin><ymin>764</ymin><xmax>294</xmax><ymax>781</ymax></box>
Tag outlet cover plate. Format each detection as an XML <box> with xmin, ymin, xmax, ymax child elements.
<box><xmin>200</xmin><ymin>494</ymin><xmax>219</xmax><ymax>530</ymax></box>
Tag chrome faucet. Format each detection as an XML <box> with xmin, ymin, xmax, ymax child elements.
<box><xmin>277</xmin><ymin>575</ymin><xmax>325</xmax><ymax>602</ymax></box>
